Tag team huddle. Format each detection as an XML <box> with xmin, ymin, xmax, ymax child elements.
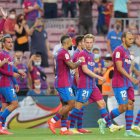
<box><xmin>0</xmin><ymin>32</ymin><xmax>140</xmax><ymax>137</ymax></box>
<box><xmin>48</xmin><ymin>32</ymin><xmax>140</xmax><ymax>137</ymax></box>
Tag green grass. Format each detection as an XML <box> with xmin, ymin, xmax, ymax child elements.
<box><xmin>1</xmin><ymin>128</ymin><xmax>140</xmax><ymax>140</ymax></box>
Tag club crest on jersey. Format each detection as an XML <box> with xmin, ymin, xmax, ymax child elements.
<box><xmin>65</xmin><ymin>53</ymin><xmax>69</xmax><ymax>60</ymax></box>
<box><xmin>116</xmin><ymin>52</ymin><xmax>120</xmax><ymax>58</ymax></box>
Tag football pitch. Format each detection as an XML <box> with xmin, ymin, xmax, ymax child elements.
<box><xmin>1</xmin><ymin>128</ymin><xmax>140</xmax><ymax>140</ymax></box>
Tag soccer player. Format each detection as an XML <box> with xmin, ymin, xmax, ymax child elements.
<box><xmin>69</xmin><ymin>35</ymin><xmax>91</xmax><ymax>133</ymax></box>
<box><xmin>131</xmin><ymin>59</ymin><xmax>140</xmax><ymax>131</ymax></box>
<box><xmin>132</xmin><ymin>74</ymin><xmax>140</xmax><ymax>131</ymax></box>
<box><xmin>103</xmin><ymin>32</ymin><xmax>140</xmax><ymax>137</ymax></box>
<box><xmin>47</xmin><ymin>35</ymin><xmax>84</xmax><ymax>135</ymax></box>
<box><xmin>69</xmin><ymin>34</ymin><xmax>123</xmax><ymax>134</ymax></box>
<box><xmin>0</xmin><ymin>34</ymin><xmax>25</xmax><ymax>134</ymax></box>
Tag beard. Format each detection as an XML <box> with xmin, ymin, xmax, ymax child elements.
<box><xmin>68</xmin><ymin>46</ymin><xmax>72</xmax><ymax>50</ymax></box>
<box><xmin>126</xmin><ymin>42</ymin><xmax>133</xmax><ymax>48</ymax></box>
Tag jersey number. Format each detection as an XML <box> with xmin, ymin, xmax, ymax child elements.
<box><xmin>11</xmin><ymin>88</ymin><xmax>15</xmax><ymax>94</ymax></box>
<box><xmin>82</xmin><ymin>90</ymin><xmax>89</xmax><ymax>98</ymax></box>
<box><xmin>68</xmin><ymin>88</ymin><xmax>73</xmax><ymax>94</ymax></box>
<box><xmin>120</xmin><ymin>90</ymin><xmax>127</xmax><ymax>98</ymax></box>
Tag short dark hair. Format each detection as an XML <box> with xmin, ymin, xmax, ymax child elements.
<box><xmin>102</xmin><ymin>0</ymin><xmax>107</xmax><ymax>3</ymax></box>
<box><xmin>92</xmin><ymin>48</ymin><xmax>100</xmax><ymax>52</ymax></box>
<box><xmin>2</xmin><ymin>34</ymin><xmax>12</xmax><ymax>43</ymax></box>
<box><xmin>60</xmin><ymin>35</ymin><xmax>70</xmax><ymax>45</ymax></box>
<box><xmin>9</xmin><ymin>9</ymin><xmax>16</xmax><ymax>13</ymax></box>
<box><xmin>16</xmin><ymin>14</ymin><xmax>24</xmax><ymax>24</ymax></box>
<box><xmin>104</xmin><ymin>57</ymin><xmax>112</xmax><ymax>61</ymax></box>
<box><xmin>75</xmin><ymin>35</ymin><xmax>84</xmax><ymax>46</ymax></box>
<box><xmin>35</xmin><ymin>52</ymin><xmax>42</xmax><ymax>57</ymax></box>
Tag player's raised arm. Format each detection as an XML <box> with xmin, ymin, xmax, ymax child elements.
<box><xmin>65</xmin><ymin>57</ymin><xmax>84</xmax><ymax>70</ymax></box>
<box><xmin>59</xmin><ymin>35</ymin><xmax>84</xmax><ymax>69</ymax></box>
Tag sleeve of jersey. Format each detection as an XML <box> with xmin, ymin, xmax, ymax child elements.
<box><xmin>13</xmin><ymin>66</ymin><xmax>18</xmax><ymax>73</ymax></box>
<box><xmin>63</xmin><ymin>52</ymin><xmax>71</xmax><ymax>62</ymax></box>
<box><xmin>114</xmin><ymin>49</ymin><xmax>123</xmax><ymax>62</ymax></box>
<box><xmin>0</xmin><ymin>53</ymin><xmax>13</xmax><ymax>76</ymax></box>
<box><xmin>79</xmin><ymin>52</ymin><xmax>86</xmax><ymax>66</ymax></box>
<box><xmin>12</xmin><ymin>77</ymin><xmax>18</xmax><ymax>85</ymax></box>
<box><xmin>0</xmin><ymin>68</ymin><xmax>13</xmax><ymax>76</ymax></box>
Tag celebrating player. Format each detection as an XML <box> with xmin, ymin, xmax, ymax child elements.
<box><xmin>68</xmin><ymin>34</ymin><xmax>123</xmax><ymax>134</ymax></box>
<box><xmin>0</xmin><ymin>34</ymin><xmax>25</xmax><ymax>134</ymax></box>
<box><xmin>68</xmin><ymin>35</ymin><xmax>92</xmax><ymax>133</ymax></box>
<box><xmin>47</xmin><ymin>35</ymin><xmax>84</xmax><ymax>135</ymax></box>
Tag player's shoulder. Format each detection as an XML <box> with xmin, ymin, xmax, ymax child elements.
<box><xmin>114</xmin><ymin>46</ymin><xmax>123</xmax><ymax>53</ymax></box>
<box><xmin>0</xmin><ymin>51</ymin><xmax>5</xmax><ymax>57</ymax></box>
<box><xmin>57</xmin><ymin>48</ymin><xmax>67</xmax><ymax>55</ymax></box>
<box><xmin>60</xmin><ymin>48</ymin><xmax>68</xmax><ymax>54</ymax></box>
<box><xmin>79</xmin><ymin>50</ymin><xmax>86</xmax><ymax>55</ymax></box>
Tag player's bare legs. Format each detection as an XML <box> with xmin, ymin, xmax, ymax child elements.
<box><xmin>48</xmin><ymin>100</ymin><xmax>75</xmax><ymax>134</ymax></box>
<box><xmin>59</xmin><ymin>100</ymin><xmax>75</xmax><ymax>116</ymax></box>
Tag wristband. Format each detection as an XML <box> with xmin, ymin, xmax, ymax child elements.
<box><xmin>78</xmin><ymin>59</ymin><xmax>82</xmax><ymax>63</ymax></box>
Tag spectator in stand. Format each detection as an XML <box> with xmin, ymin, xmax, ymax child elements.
<box><xmin>128</xmin><ymin>23</ymin><xmax>140</xmax><ymax>67</ymax></box>
<box><xmin>0</xmin><ymin>7</ymin><xmax>8</xmax><ymax>33</ymax></box>
<box><xmin>67</xmin><ymin>26</ymin><xmax>77</xmax><ymax>57</ymax></box>
<box><xmin>37</xmin><ymin>0</ymin><xmax>44</xmax><ymax>17</ymax></box>
<box><xmin>23</xmin><ymin>0</ymin><xmax>43</xmax><ymax>27</ymax></box>
<box><xmin>27</xmin><ymin>79</ymin><xmax>47</xmax><ymax>96</ymax></box>
<box><xmin>0</xmin><ymin>32</ymin><xmax>4</xmax><ymax>50</ymax></box>
<box><xmin>104</xmin><ymin>0</ymin><xmax>113</xmax><ymax>30</ymax></box>
<box><xmin>28</xmin><ymin>53</ymin><xmax>51</xmax><ymax>94</ymax></box>
<box><xmin>14</xmin><ymin>51</ymin><xmax>29</xmax><ymax>91</ymax></box>
<box><xmin>14</xmin><ymin>14</ymin><xmax>30</xmax><ymax>52</ymax></box>
<box><xmin>52</xmin><ymin>42</ymin><xmax>61</xmax><ymax>57</ymax></box>
<box><xmin>0</xmin><ymin>8</ymin><xmax>6</xmax><ymax>49</ymax></box>
<box><xmin>92</xmin><ymin>47</ymin><xmax>106</xmax><ymax>92</ymax></box>
<box><xmin>43</xmin><ymin>0</ymin><xmax>57</xmax><ymax>19</ymax></box>
<box><xmin>3</xmin><ymin>9</ymin><xmax>16</xmax><ymax>36</ymax></box>
<box><xmin>114</xmin><ymin>0</ymin><xmax>131</xmax><ymax>28</ymax></box>
<box><xmin>107</xmin><ymin>20</ymin><xmax>123</xmax><ymax>53</ymax></box>
<box><xmin>102</xmin><ymin>53</ymin><xmax>114</xmax><ymax>96</ymax></box>
<box><xmin>96</xmin><ymin>0</ymin><xmax>108</xmax><ymax>35</ymax></box>
<box><xmin>78</xmin><ymin>0</ymin><xmax>93</xmax><ymax>35</ymax></box>
<box><xmin>29</xmin><ymin>18</ymin><xmax>52</xmax><ymax>67</ymax></box>
<box><xmin>62</xmin><ymin>0</ymin><xmax>77</xmax><ymax>18</ymax></box>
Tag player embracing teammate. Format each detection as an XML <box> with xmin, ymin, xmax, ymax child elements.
<box><xmin>48</xmin><ymin>34</ymin><xmax>125</xmax><ymax>135</ymax></box>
